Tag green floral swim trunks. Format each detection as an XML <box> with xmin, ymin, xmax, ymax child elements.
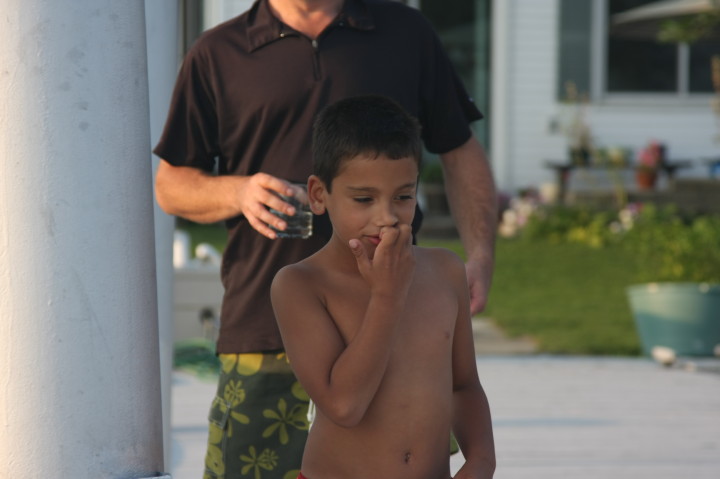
<box><xmin>203</xmin><ymin>351</ymin><xmax>309</xmax><ymax>479</ymax></box>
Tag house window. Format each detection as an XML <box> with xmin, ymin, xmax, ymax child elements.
<box><xmin>607</xmin><ymin>0</ymin><xmax>678</xmax><ymax>92</ymax></box>
<box><xmin>607</xmin><ymin>0</ymin><xmax>718</xmax><ymax>95</ymax></box>
<box><xmin>558</xmin><ymin>0</ymin><xmax>593</xmax><ymax>99</ymax></box>
<box><xmin>688</xmin><ymin>41</ymin><xmax>720</xmax><ymax>93</ymax></box>
<box><xmin>559</xmin><ymin>0</ymin><xmax>719</xmax><ymax>99</ymax></box>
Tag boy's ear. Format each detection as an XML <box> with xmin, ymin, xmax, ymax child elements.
<box><xmin>307</xmin><ymin>175</ymin><xmax>327</xmax><ymax>215</ymax></box>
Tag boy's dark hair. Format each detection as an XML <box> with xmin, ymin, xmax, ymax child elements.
<box><xmin>312</xmin><ymin>95</ymin><xmax>422</xmax><ymax>191</ymax></box>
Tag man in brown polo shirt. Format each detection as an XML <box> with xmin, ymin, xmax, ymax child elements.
<box><xmin>154</xmin><ymin>0</ymin><xmax>496</xmax><ymax>477</ymax></box>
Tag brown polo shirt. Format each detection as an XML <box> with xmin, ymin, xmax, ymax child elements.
<box><xmin>154</xmin><ymin>0</ymin><xmax>483</xmax><ymax>353</ymax></box>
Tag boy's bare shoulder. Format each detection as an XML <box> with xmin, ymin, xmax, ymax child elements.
<box><xmin>272</xmin><ymin>250</ymin><xmax>329</xmax><ymax>292</ymax></box>
<box><xmin>414</xmin><ymin>246</ymin><xmax>467</xmax><ymax>287</ymax></box>
<box><xmin>415</xmin><ymin>245</ymin><xmax>465</xmax><ymax>271</ymax></box>
<box><xmin>274</xmin><ymin>253</ymin><xmax>318</xmax><ymax>282</ymax></box>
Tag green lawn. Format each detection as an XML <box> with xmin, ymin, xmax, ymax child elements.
<box><xmin>490</xmin><ymin>240</ymin><xmax>640</xmax><ymax>355</ymax></box>
<box><xmin>178</xmin><ymin>221</ymin><xmax>642</xmax><ymax>356</ymax></box>
<box><xmin>418</xmin><ymin>238</ymin><xmax>640</xmax><ymax>356</ymax></box>
<box><xmin>177</xmin><ymin>220</ymin><xmax>229</xmax><ymax>253</ymax></box>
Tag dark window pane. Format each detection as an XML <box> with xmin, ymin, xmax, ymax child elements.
<box><xmin>608</xmin><ymin>0</ymin><xmax>678</xmax><ymax>92</ymax></box>
<box><xmin>689</xmin><ymin>41</ymin><xmax>720</xmax><ymax>93</ymax></box>
<box><xmin>607</xmin><ymin>39</ymin><xmax>677</xmax><ymax>91</ymax></box>
<box><xmin>609</xmin><ymin>0</ymin><xmax>655</xmax><ymax>15</ymax></box>
<box><xmin>558</xmin><ymin>0</ymin><xmax>592</xmax><ymax>100</ymax></box>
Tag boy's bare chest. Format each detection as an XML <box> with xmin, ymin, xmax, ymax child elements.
<box><xmin>322</xmin><ymin>273</ymin><xmax>458</xmax><ymax>348</ymax></box>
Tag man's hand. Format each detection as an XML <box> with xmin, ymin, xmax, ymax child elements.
<box><xmin>236</xmin><ymin>173</ymin><xmax>299</xmax><ymax>239</ymax></box>
<box><xmin>440</xmin><ymin>136</ymin><xmax>497</xmax><ymax>316</ymax></box>
<box><xmin>465</xmin><ymin>256</ymin><xmax>494</xmax><ymax>315</ymax></box>
<box><xmin>154</xmin><ymin>161</ymin><xmax>301</xmax><ymax>233</ymax></box>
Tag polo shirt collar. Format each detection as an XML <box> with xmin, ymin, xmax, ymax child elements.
<box><xmin>246</xmin><ymin>0</ymin><xmax>374</xmax><ymax>52</ymax></box>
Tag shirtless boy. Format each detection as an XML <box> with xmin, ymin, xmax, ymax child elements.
<box><xmin>271</xmin><ymin>95</ymin><xmax>495</xmax><ymax>479</ymax></box>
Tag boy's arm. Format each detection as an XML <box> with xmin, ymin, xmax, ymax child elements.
<box><xmin>271</xmin><ymin>225</ymin><xmax>414</xmax><ymax>428</ymax></box>
<box><xmin>448</xmin><ymin>255</ymin><xmax>496</xmax><ymax>479</ymax></box>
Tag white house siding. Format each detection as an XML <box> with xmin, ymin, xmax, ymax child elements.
<box><xmin>588</xmin><ymin>104</ymin><xmax>717</xmax><ymax>176</ymax></box>
<box><xmin>492</xmin><ymin>0</ymin><xmax>564</xmax><ymax>193</ymax></box>
<box><xmin>492</xmin><ymin>0</ymin><xmax>719</xmax><ymax>194</ymax></box>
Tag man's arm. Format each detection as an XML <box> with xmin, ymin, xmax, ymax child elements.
<box><xmin>440</xmin><ymin>135</ymin><xmax>498</xmax><ymax>314</ymax></box>
<box><xmin>154</xmin><ymin>159</ymin><xmax>298</xmax><ymax>238</ymax></box>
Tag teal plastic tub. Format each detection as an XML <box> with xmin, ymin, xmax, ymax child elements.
<box><xmin>627</xmin><ymin>282</ymin><xmax>720</xmax><ymax>357</ymax></box>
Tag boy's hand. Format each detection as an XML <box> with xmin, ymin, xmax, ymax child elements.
<box><xmin>453</xmin><ymin>461</ymin><xmax>495</xmax><ymax>479</ymax></box>
<box><xmin>349</xmin><ymin>224</ymin><xmax>415</xmax><ymax>297</ymax></box>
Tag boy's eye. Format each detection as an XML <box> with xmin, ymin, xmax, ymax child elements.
<box><xmin>397</xmin><ymin>194</ymin><xmax>415</xmax><ymax>201</ymax></box>
<box><xmin>353</xmin><ymin>197</ymin><xmax>372</xmax><ymax>203</ymax></box>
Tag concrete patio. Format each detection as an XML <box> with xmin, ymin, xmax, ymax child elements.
<box><xmin>171</xmin><ymin>355</ymin><xmax>720</xmax><ymax>479</ymax></box>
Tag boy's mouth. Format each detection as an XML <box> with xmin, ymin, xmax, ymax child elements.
<box><xmin>366</xmin><ymin>235</ymin><xmax>381</xmax><ymax>246</ymax></box>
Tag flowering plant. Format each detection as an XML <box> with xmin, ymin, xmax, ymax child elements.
<box><xmin>498</xmin><ymin>190</ymin><xmax>541</xmax><ymax>238</ymax></box>
<box><xmin>636</xmin><ymin>141</ymin><xmax>664</xmax><ymax>171</ymax></box>
<box><xmin>560</xmin><ymin>81</ymin><xmax>592</xmax><ymax>164</ymax></box>
<box><xmin>622</xmin><ymin>205</ymin><xmax>720</xmax><ymax>284</ymax></box>
<box><xmin>516</xmin><ymin>201</ymin><xmax>720</xmax><ymax>283</ymax></box>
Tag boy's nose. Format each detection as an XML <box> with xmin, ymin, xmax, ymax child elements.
<box><xmin>375</xmin><ymin>203</ymin><xmax>399</xmax><ymax>227</ymax></box>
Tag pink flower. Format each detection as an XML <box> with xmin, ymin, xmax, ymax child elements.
<box><xmin>637</xmin><ymin>141</ymin><xmax>663</xmax><ymax>169</ymax></box>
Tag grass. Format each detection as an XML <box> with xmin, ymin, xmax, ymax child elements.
<box><xmin>422</xmin><ymin>237</ymin><xmax>641</xmax><ymax>355</ymax></box>
<box><xmin>177</xmin><ymin>219</ymin><xmax>229</xmax><ymax>253</ymax></box>
<box><xmin>178</xmin><ymin>221</ymin><xmax>642</xmax><ymax>356</ymax></box>
<box><xmin>487</xmin><ymin>240</ymin><xmax>640</xmax><ymax>355</ymax></box>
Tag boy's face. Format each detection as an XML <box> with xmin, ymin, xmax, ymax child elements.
<box><xmin>309</xmin><ymin>154</ymin><xmax>418</xmax><ymax>259</ymax></box>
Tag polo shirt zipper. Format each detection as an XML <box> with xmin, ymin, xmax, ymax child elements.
<box><xmin>310</xmin><ymin>38</ymin><xmax>320</xmax><ymax>81</ymax></box>
<box><xmin>310</xmin><ymin>21</ymin><xmax>342</xmax><ymax>82</ymax></box>
<box><xmin>278</xmin><ymin>30</ymin><xmax>321</xmax><ymax>82</ymax></box>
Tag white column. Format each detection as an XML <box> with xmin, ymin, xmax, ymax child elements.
<box><xmin>473</xmin><ymin>0</ymin><xmax>491</xmax><ymax>148</ymax></box>
<box><xmin>146</xmin><ymin>0</ymin><xmax>180</xmax><ymax>471</ymax></box>
<box><xmin>0</xmin><ymin>1</ymin><xmax>167</xmax><ymax>477</ymax></box>
<box><xmin>491</xmin><ymin>0</ymin><xmax>514</xmax><ymax>191</ymax></box>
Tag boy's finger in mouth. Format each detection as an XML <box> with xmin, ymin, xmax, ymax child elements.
<box><xmin>366</xmin><ymin>234</ymin><xmax>382</xmax><ymax>246</ymax></box>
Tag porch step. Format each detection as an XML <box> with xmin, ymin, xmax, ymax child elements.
<box><xmin>472</xmin><ymin>317</ymin><xmax>538</xmax><ymax>355</ymax></box>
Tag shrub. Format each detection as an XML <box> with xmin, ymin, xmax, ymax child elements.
<box><xmin>520</xmin><ymin>205</ymin><xmax>618</xmax><ymax>248</ymax></box>
<box><xmin>518</xmin><ymin>203</ymin><xmax>720</xmax><ymax>283</ymax></box>
<box><xmin>622</xmin><ymin>205</ymin><xmax>720</xmax><ymax>283</ymax></box>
